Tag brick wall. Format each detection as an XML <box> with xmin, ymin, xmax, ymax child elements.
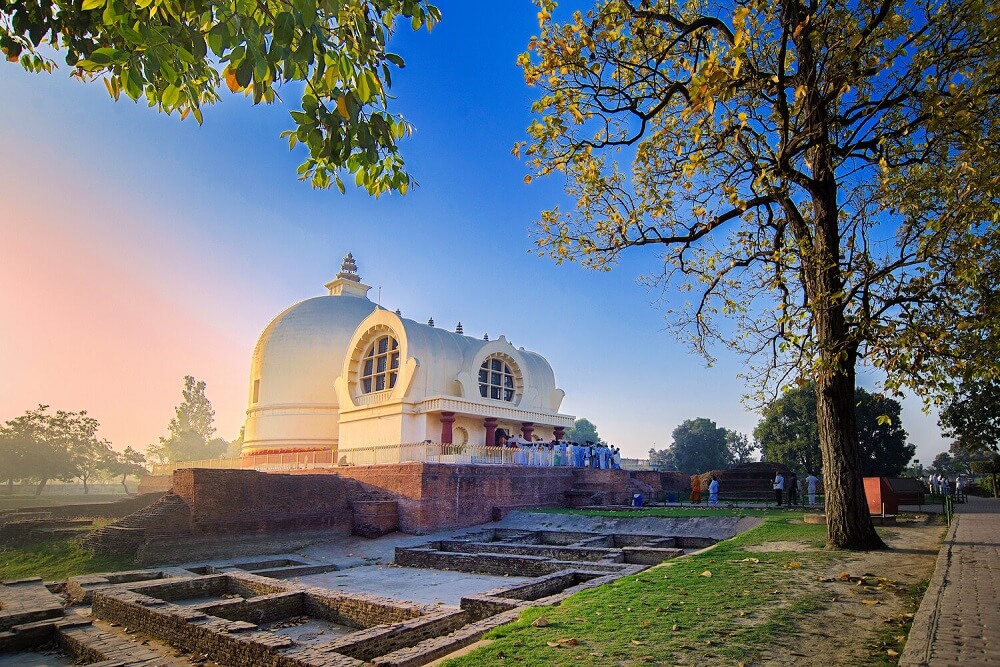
<box><xmin>171</xmin><ymin>469</ymin><xmax>353</xmax><ymax>535</ymax></box>
<box><xmin>324</xmin><ymin>464</ymin><xmax>575</xmax><ymax>533</ymax></box>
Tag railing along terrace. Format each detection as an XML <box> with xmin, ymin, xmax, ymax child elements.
<box><xmin>150</xmin><ymin>442</ymin><xmax>651</xmax><ymax>474</ymax></box>
<box><xmin>149</xmin><ymin>448</ymin><xmax>334</xmax><ymax>476</ymax></box>
<box><xmin>619</xmin><ymin>458</ymin><xmax>652</xmax><ymax>471</ymax></box>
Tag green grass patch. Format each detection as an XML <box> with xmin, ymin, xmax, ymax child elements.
<box><xmin>0</xmin><ymin>494</ymin><xmax>129</xmax><ymax>510</ymax></box>
<box><xmin>443</xmin><ymin>517</ymin><xmax>843</xmax><ymax>666</ymax></box>
<box><xmin>867</xmin><ymin>580</ymin><xmax>928</xmax><ymax>666</ymax></box>
<box><xmin>530</xmin><ymin>505</ymin><xmax>809</xmax><ymax>519</ymax></box>
<box><xmin>0</xmin><ymin>519</ymin><xmax>133</xmax><ymax>581</ymax></box>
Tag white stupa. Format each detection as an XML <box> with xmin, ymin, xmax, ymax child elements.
<box><xmin>242</xmin><ymin>254</ymin><xmax>573</xmax><ymax>455</ymax></box>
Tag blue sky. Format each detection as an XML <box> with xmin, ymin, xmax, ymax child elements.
<box><xmin>0</xmin><ymin>0</ymin><xmax>948</xmax><ymax>465</ymax></box>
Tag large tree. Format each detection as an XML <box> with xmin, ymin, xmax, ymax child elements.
<box><xmin>0</xmin><ymin>405</ymin><xmax>110</xmax><ymax>495</ymax></box>
<box><xmin>756</xmin><ymin>383</ymin><xmax>914</xmax><ymax>476</ymax></box>
<box><xmin>939</xmin><ymin>378</ymin><xmax>1000</xmax><ymax>456</ymax></box>
<box><xmin>519</xmin><ymin>0</ymin><xmax>999</xmax><ymax>549</ymax></box>
<box><xmin>147</xmin><ymin>375</ymin><xmax>226</xmax><ymax>463</ymax></box>
<box><xmin>1</xmin><ymin>0</ymin><xmax>440</xmax><ymax>194</ymax></box>
<box><xmin>565</xmin><ymin>417</ymin><xmax>601</xmax><ymax>443</ymax></box>
<box><xmin>658</xmin><ymin>417</ymin><xmax>734</xmax><ymax>472</ymax></box>
<box><xmin>105</xmin><ymin>446</ymin><xmax>148</xmax><ymax>494</ymax></box>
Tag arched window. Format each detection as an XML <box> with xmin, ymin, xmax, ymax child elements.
<box><xmin>360</xmin><ymin>335</ymin><xmax>399</xmax><ymax>394</ymax></box>
<box><xmin>479</xmin><ymin>355</ymin><xmax>516</xmax><ymax>402</ymax></box>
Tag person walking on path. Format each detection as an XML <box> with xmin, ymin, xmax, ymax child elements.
<box><xmin>690</xmin><ymin>475</ymin><xmax>702</xmax><ymax>504</ymax></box>
<box><xmin>806</xmin><ymin>473</ymin><xmax>819</xmax><ymax>505</ymax></box>
<box><xmin>773</xmin><ymin>472</ymin><xmax>785</xmax><ymax>506</ymax></box>
<box><xmin>788</xmin><ymin>473</ymin><xmax>799</xmax><ymax>506</ymax></box>
<box><xmin>708</xmin><ymin>476</ymin><xmax>720</xmax><ymax>506</ymax></box>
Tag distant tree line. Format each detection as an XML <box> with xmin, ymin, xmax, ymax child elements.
<box><xmin>0</xmin><ymin>405</ymin><xmax>147</xmax><ymax>496</ymax></box>
<box><xmin>649</xmin><ymin>418</ymin><xmax>758</xmax><ymax>473</ymax></box>
<box><xmin>644</xmin><ymin>383</ymin><xmax>914</xmax><ymax>476</ymax></box>
<box><xmin>0</xmin><ymin>375</ymin><xmax>240</xmax><ymax>495</ymax></box>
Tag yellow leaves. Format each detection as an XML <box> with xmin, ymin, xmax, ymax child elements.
<box><xmin>531</xmin><ymin>616</ymin><xmax>550</xmax><ymax>627</ymax></box>
<box><xmin>524</xmin><ymin>174</ymin><xmax>533</xmax><ymax>184</ymax></box>
<box><xmin>733</xmin><ymin>7</ymin><xmax>750</xmax><ymax>24</ymax></box>
<box><xmin>224</xmin><ymin>66</ymin><xmax>242</xmax><ymax>92</ymax></box>
<box><xmin>700</xmin><ymin>570</ymin><xmax>713</xmax><ymax>577</ymax></box>
<box><xmin>786</xmin><ymin>561</ymin><xmax>801</xmax><ymax>569</ymax></box>
<box><xmin>545</xmin><ymin>638</ymin><xmax>579</xmax><ymax>647</ymax></box>
<box><xmin>81</xmin><ymin>0</ymin><xmax>105</xmax><ymax>9</ymax></box>
<box><xmin>887</xmin><ymin>649</ymin><xmax>900</xmax><ymax>657</ymax></box>
<box><xmin>335</xmin><ymin>95</ymin><xmax>349</xmax><ymax>120</ymax></box>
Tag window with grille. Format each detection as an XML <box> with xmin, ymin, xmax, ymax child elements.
<box><xmin>360</xmin><ymin>335</ymin><xmax>399</xmax><ymax>394</ymax></box>
<box><xmin>479</xmin><ymin>355</ymin><xmax>516</xmax><ymax>402</ymax></box>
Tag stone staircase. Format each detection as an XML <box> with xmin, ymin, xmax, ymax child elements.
<box><xmin>345</xmin><ymin>478</ymin><xmax>400</xmax><ymax>538</ymax></box>
<box><xmin>565</xmin><ymin>469</ymin><xmax>635</xmax><ymax>507</ymax></box>
<box><xmin>80</xmin><ymin>492</ymin><xmax>192</xmax><ymax>559</ymax></box>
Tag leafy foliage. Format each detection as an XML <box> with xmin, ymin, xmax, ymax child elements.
<box><xmin>105</xmin><ymin>446</ymin><xmax>148</xmax><ymax>493</ymax></box>
<box><xmin>0</xmin><ymin>405</ymin><xmax>114</xmax><ymax>495</ymax></box>
<box><xmin>755</xmin><ymin>383</ymin><xmax>914</xmax><ymax>476</ymax></box>
<box><xmin>147</xmin><ymin>375</ymin><xmax>224</xmax><ymax>463</ymax></box>
<box><xmin>565</xmin><ymin>417</ymin><xmax>600</xmax><ymax>443</ymax></box>
<box><xmin>725</xmin><ymin>429</ymin><xmax>758</xmax><ymax>464</ymax></box>
<box><xmin>970</xmin><ymin>454</ymin><xmax>1000</xmax><ymax>497</ymax></box>
<box><xmin>662</xmin><ymin>417</ymin><xmax>734</xmax><ymax>473</ymax></box>
<box><xmin>0</xmin><ymin>0</ymin><xmax>440</xmax><ymax>194</ymax></box>
<box><xmin>939</xmin><ymin>378</ymin><xmax>1000</xmax><ymax>455</ymax></box>
<box><xmin>518</xmin><ymin>0</ymin><xmax>999</xmax><ymax>549</ymax></box>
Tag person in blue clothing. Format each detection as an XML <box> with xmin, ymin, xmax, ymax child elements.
<box><xmin>708</xmin><ymin>475</ymin><xmax>720</xmax><ymax>506</ymax></box>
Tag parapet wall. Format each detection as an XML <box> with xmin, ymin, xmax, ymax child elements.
<box><xmin>294</xmin><ymin>463</ymin><xmax>635</xmax><ymax>533</ymax></box>
<box><xmin>131</xmin><ymin>464</ymin><xmax>664</xmax><ymax>538</ymax></box>
<box><xmin>171</xmin><ymin>468</ymin><xmax>353</xmax><ymax>535</ymax></box>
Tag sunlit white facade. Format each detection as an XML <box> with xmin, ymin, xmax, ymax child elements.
<box><xmin>242</xmin><ymin>254</ymin><xmax>574</xmax><ymax>455</ymax></box>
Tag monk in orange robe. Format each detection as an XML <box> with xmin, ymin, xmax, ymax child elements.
<box><xmin>690</xmin><ymin>475</ymin><xmax>702</xmax><ymax>503</ymax></box>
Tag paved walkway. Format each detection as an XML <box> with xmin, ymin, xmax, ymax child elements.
<box><xmin>901</xmin><ymin>494</ymin><xmax>1000</xmax><ymax>666</ymax></box>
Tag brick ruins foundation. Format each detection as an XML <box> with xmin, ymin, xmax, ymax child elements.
<box><xmin>1</xmin><ymin>515</ymin><xmax>725</xmax><ymax>666</ymax></box>
<box><xmin>0</xmin><ymin>463</ymin><xmax>756</xmax><ymax>665</ymax></box>
<box><xmin>85</xmin><ymin>464</ymin><xmax>675</xmax><ymax>562</ymax></box>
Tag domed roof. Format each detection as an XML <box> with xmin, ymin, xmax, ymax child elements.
<box><xmin>250</xmin><ymin>294</ymin><xmax>378</xmax><ymax>407</ymax></box>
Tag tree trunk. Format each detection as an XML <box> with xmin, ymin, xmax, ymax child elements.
<box><xmin>121</xmin><ymin>473</ymin><xmax>129</xmax><ymax>495</ymax></box>
<box><xmin>82</xmin><ymin>475</ymin><xmax>89</xmax><ymax>495</ymax></box>
<box><xmin>786</xmin><ymin>0</ymin><xmax>886</xmax><ymax>550</ymax></box>
<box><xmin>35</xmin><ymin>477</ymin><xmax>48</xmax><ymax>496</ymax></box>
<box><xmin>815</xmin><ymin>366</ymin><xmax>887</xmax><ymax>549</ymax></box>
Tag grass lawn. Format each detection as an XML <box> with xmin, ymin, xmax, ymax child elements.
<box><xmin>443</xmin><ymin>513</ymin><xmax>915</xmax><ymax>666</ymax></box>
<box><xmin>0</xmin><ymin>519</ymin><xmax>134</xmax><ymax>581</ymax></box>
<box><xmin>530</xmin><ymin>506</ymin><xmax>804</xmax><ymax>519</ymax></box>
<box><xmin>0</xmin><ymin>494</ymin><xmax>130</xmax><ymax>510</ymax></box>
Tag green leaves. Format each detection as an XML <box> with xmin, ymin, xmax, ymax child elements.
<box><xmin>4</xmin><ymin>0</ymin><xmax>441</xmax><ymax>195</ymax></box>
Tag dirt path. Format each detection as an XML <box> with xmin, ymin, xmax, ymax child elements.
<box><xmin>753</xmin><ymin>516</ymin><xmax>945</xmax><ymax>666</ymax></box>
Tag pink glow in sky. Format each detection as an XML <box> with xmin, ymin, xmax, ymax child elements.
<box><xmin>1</xmin><ymin>156</ymin><xmax>249</xmax><ymax>449</ymax></box>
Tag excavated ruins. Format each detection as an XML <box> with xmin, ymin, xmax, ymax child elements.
<box><xmin>0</xmin><ymin>509</ymin><xmax>757</xmax><ymax>667</ymax></box>
<box><xmin>0</xmin><ymin>464</ymin><xmax>773</xmax><ymax>665</ymax></box>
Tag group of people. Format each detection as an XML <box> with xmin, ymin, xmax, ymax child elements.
<box><xmin>498</xmin><ymin>436</ymin><xmax>623</xmax><ymax>469</ymax></box>
<box><xmin>926</xmin><ymin>474</ymin><xmax>964</xmax><ymax>497</ymax></box>
<box><xmin>690</xmin><ymin>475</ymin><xmax>721</xmax><ymax>505</ymax></box>
<box><xmin>773</xmin><ymin>471</ymin><xmax>821</xmax><ymax>506</ymax></box>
